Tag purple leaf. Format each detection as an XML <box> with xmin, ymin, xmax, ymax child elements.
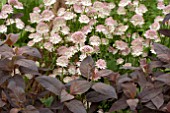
<box><xmin>65</xmin><ymin>100</ymin><xmax>87</xmax><ymax>113</ymax></box>
<box><xmin>36</xmin><ymin>76</ymin><xmax>65</xmax><ymax>96</ymax></box>
<box><xmin>92</xmin><ymin>82</ymin><xmax>117</xmax><ymax>99</ymax></box>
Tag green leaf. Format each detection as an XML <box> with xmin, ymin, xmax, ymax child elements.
<box><xmin>40</xmin><ymin>96</ymin><xmax>54</xmax><ymax>107</ymax></box>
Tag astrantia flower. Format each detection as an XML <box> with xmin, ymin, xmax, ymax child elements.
<box><xmin>71</xmin><ymin>31</ymin><xmax>86</xmax><ymax>44</ymax></box>
<box><xmin>118</xmin><ymin>0</ymin><xmax>131</xmax><ymax>7</ymax></box>
<box><xmin>56</xmin><ymin>56</ymin><xmax>69</xmax><ymax>67</ymax></box>
<box><xmin>61</xmin><ymin>26</ymin><xmax>70</xmax><ymax>35</ymax></box>
<box><xmin>33</xmin><ymin>7</ymin><xmax>41</xmax><ymax>13</ymax></box>
<box><xmin>44</xmin><ymin>42</ymin><xmax>54</xmax><ymax>52</ymax></box>
<box><xmin>2</xmin><ymin>4</ymin><xmax>13</xmax><ymax>14</ymax></box>
<box><xmin>73</xmin><ymin>4</ymin><xmax>83</xmax><ymax>13</ymax></box>
<box><xmin>163</xmin><ymin>5</ymin><xmax>170</xmax><ymax>15</ymax></box>
<box><xmin>149</xmin><ymin>22</ymin><xmax>160</xmax><ymax>30</ymax></box>
<box><xmin>14</xmin><ymin>1</ymin><xmax>23</xmax><ymax>9</ymax></box>
<box><xmin>49</xmin><ymin>34</ymin><xmax>62</xmax><ymax>44</ymax></box>
<box><xmin>115</xmin><ymin>40</ymin><xmax>128</xmax><ymax>50</ymax></box>
<box><xmin>30</xmin><ymin>13</ymin><xmax>41</xmax><ymax>23</ymax></box>
<box><xmin>81</xmin><ymin>0</ymin><xmax>92</xmax><ymax>6</ymax></box>
<box><xmin>144</xmin><ymin>29</ymin><xmax>158</xmax><ymax>40</ymax></box>
<box><xmin>101</xmin><ymin>38</ymin><xmax>109</xmax><ymax>45</ymax></box>
<box><xmin>117</xmin><ymin>7</ymin><xmax>126</xmax><ymax>15</ymax></box>
<box><xmin>93</xmin><ymin>1</ymin><xmax>104</xmax><ymax>11</ymax></box>
<box><xmin>79</xmin><ymin>15</ymin><xmax>90</xmax><ymax>24</ymax></box>
<box><xmin>157</xmin><ymin>1</ymin><xmax>165</xmax><ymax>10</ymax></box>
<box><xmin>43</xmin><ymin>0</ymin><xmax>56</xmax><ymax>6</ymax></box>
<box><xmin>135</xmin><ymin>4</ymin><xmax>148</xmax><ymax>15</ymax></box>
<box><xmin>89</xmin><ymin>35</ymin><xmax>101</xmax><ymax>46</ymax></box>
<box><xmin>15</xmin><ymin>18</ymin><xmax>25</xmax><ymax>29</ymax></box>
<box><xmin>29</xmin><ymin>33</ymin><xmax>42</xmax><ymax>43</ymax></box>
<box><xmin>36</xmin><ymin>22</ymin><xmax>49</xmax><ymax>34</ymax></box>
<box><xmin>107</xmin><ymin>2</ymin><xmax>116</xmax><ymax>9</ymax></box>
<box><xmin>0</xmin><ymin>12</ymin><xmax>8</xmax><ymax>19</ymax></box>
<box><xmin>27</xmin><ymin>40</ymin><xmax>35</xmax><ymax>46</ymax></box>
<box><xmin>57</xmin><ymin>8</ymin><xmax>66</xmax><ymax>16</ymax></box>
<box><xmin>130</xmin><ymin>14</ymin><xmax>144</xmax><ymax>26</ymax></box>
<box><xmin>81</xmin><ymin>25</ymin><xmax>92</xmax><ymax>34</ymax></box>
<box><xmin>116</xmin><ymin>58</ymin><xmax>124</xmax><ymax>65</ymax></box>
<box><xmin>79</xmin><ymin>54</ymin><xmax>87</xmax><ymax>61</ymax></box>
<box><xmin>53</xmin><ymin>17</ymin><xmax>66</xmax><ymax>26</ymax></box>
<box><xmin>41</xmin><ymin>9</ymin><xmax>54</xmax><ymax>21</ymax></box>
<box><xmin>68</xmin><ymin>65</ymin><xmax>77</xmax><ymax>75</ymax></box>
<box><xmin>131</xmin><ymin>45</ymin><xmax>143</xmax><ymax>56</ymax></box>
<box><xmin>0</xmin><ymin>25</ymin><xmax>7</xmax><ymax>33</ymax></box>
<box><xmin>25</xmin><ymin>25</ymin><xmax>35</xmax><ymax>32</ymax></box>
<box><xmin>80</xmin><ymin>45</ymin><xmax>94</xmax><ymax>54</ymax></box>
<box><xmin>96</xmin><ymin>25</ymin><xmax>109</xmax><ymax>35</ymax></box>
<box><xmin>6</xmin><ymin>19</ymin><xmax>15</xmax><ymax>26</ymax></box>
<box><xmin>63</xmin><ymin>12</ymin><xmax>76</xmax><ymax>20</ymax></box>
<box><xmin>96</xmin><ymin>59</ymin><xmax>107</xmax><ymax>69</ymax></box>
<box><xmin>105</xmin><ymin>17</ymin><xmax>117</xmax><ymax>26</ymax></box>
<box><xmin>65</xmin><ymin>0</ymin><xmax>78</xmax><ymax>5</ymax></box>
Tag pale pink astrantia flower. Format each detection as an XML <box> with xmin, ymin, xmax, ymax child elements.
<box><xmin>43</xmin><ymin>0</ymin><xmax>56</xmax><ymax>6</ymax></box>
<box><xmin>149</xmin><ymin>22</ymin><xmax>160</xmax><ymax>30</ymax></box>
<box><xmin>81</xmin><ymin>25</ymin><xmax>92</xmax><ymax>35</ymax></box>
<box><xmin>30</xmin><ymin>13</ymin><xmax>41</xmax><ymax>23</ymax></box>
<box><xmin>57</xmin><ymin>8</ymin><xmax>66</xmax><ymax>17</ymax></box>
<box><xmin>41</xmin><ymin>9</ymin><xmax>54</xmax><ymax>21</ymax></box>
<box><xmin>105</xmin><ymin>17</ymin><xmax>117</xmax><ymax>26</ymax></box>
<box><xmin>107</xmin><ymin>2</ymin><xmax>116</xmax><ymax>9</ymax></box>
<box><xmin>130</xmin><ymin>14</ymin><xmax>144</xmax><ymax>26</ymax></box>
<box><xmin>73</xmin><ymin>4</ymin><xmax>83</xmax><ymax>13</ymax></box>
<box><xmin>61</xmin><ymin>26</ymin><xmax>70</xmax><ymax>35</ymax></box>
<box><xmin>80</xmin><ymin>45</ymin><xmax>94</xmax><ymax>54</ymax></box>
<box><xmin>65</xmin><ymin>0</ymin><xmax>78</xmax><ymax>5</ymax></box>
<box><xmin>96</xmin><ymin>59</ymin><xmax>107</xmax><ymax>69</ymax></box>
<box><xmin>14</xmin><ymin>1</ymin><xmax>24</xmax><ymax>9</ymax></box>
<box><xmin>123</xmin><ymin>63</ymin><xmax>132</xmax><ymax>67</ymax></box>
<box><xmin>0</xmin><ymin>25</ymin><xmax>7</xmax><ymax>33</ymax></box>
<box><xmin>157</xmin><ymin>1</ymin><xmax>165</xmax><ymax>10</ymax></box>
<box><xmin>68</xmin><ymin>65</ymin><xmax>77</xmax><ymax>75</ymax></box>
<box><xmin>163</xmin><ymin>5</ymin><xmax>170</xmax><ymax>15</ymax></box>
<box><xmin>135</xmin><ymin>4</ymin><xmax>148</xmax><ymax>15</ymax></box>
<box><xmin>93</xmin><ymin>1</ymin><xmax>104</xmax><ymax>11</ymax></box>
<box><xmin>117</xmin><ymin>7</ymin><xmax>126</xmax><ymax>15</ymax></box>
<box><xmin>49</xmin><ymin>34</ymin><xmax>62</xmax><ymax>44</ymax></box>
<box><xmin>1</xmin><ymin>4</ymin><xmax>13</xmax><ymax>14</ymax></box>
<box><xmin>89</xmin><ymin>35</ymin><xmax>101</xmax><ymax>46</ymax></box>
<box><xmin>71</xmin><ymin>31</ymin><xmax>86</xmax><ymax>44</ymax></box>
<box><xmin>25</xmin><ymin>25</ymin><xmax>35</xmax><ymax>32</ymax></box>
<box><xmin>0</xmin><ymin>12</ymin><xmax>8</xmax><ymax>19</ymax></box>
<box><xmin>120</xmin><ymin>47</ymin><xmax>131</xmax><ymax>56</ymax></box>
<box><xmin>27</xmin><ymin>40</ymin><xmax>35</xmax><ymax>46</ymax></box>
<box><xmin>81</xmin><ymin>0</ymin><xmax>92</xmax><ymax>6</ymax></box>
<box><xmin>33</xmin><ymin>7</ymin><xmax>41</xmax><ymax>13</ymax></box>
<box><xmin>79</xmin><ymin>54</ymin><xmax>87</xmax><ymax>61</ymax></box>
<box><xmin>79</xmin><ymin>15</ymin><xmax>90</xmax><ymax>24</ymax></box>
<box><xmin>6</xmin><ymin>19</ymin><xmax>15</xmax><ymax>26</ymax></box>
<box><xmin>15</xmin><ymin>18</ymin><xmax>25</xmax><ymax>29</ymax></box>
<box><xmin>44</xmin><ymin>42</ymin><xmax>54</xmax><ymax>52</ymax></box>
<box><xmin>131</xmin><ymin>45</ymin><xmax>143</xmax><ymax>56</ymax></box>
<box><xmin>118</xmin><ymin>0</ymin><xmax>131</xmax><ymax>7</ymax></box>
<box><xmin>115</xmin><ymin>40</ymin><xmax>128</xmax><ymax>50</ymax></box>
<box><xmin>101</xmin><ymin>38</ymin><xmax>109</xmax><ymax>45</ymax></box>
<box><xmin>36</xmin><ymin>22</ymin><xmax>49</xmax><ymax>34</ymax></box>
<box><xmin>29</xmin><ymin>33</ymin><xmax>43</xmax><ymax>43</ymax></box>
<box><xmin>63</xmin><ymin>12</ymin><xmax>76</xmax><ymax>20</ymax></box>
<box><xmin>116</xmin><ymin>58</ymin><xmax>124</xmax><ymax>65</ymax></box>
<box><xmin>56</xmin><ymin>56</ymin><xmax>69</xmax><ymax>67</ymax></box>
<box><xmin>96</xmin><ymin>25</ymin><xmax>109</xmax><ymax>35</ymax></box>
<box><xmin>144</xmin><ymin>29</ymin><xmax>158</xmax><ymax>40</ymax></box>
